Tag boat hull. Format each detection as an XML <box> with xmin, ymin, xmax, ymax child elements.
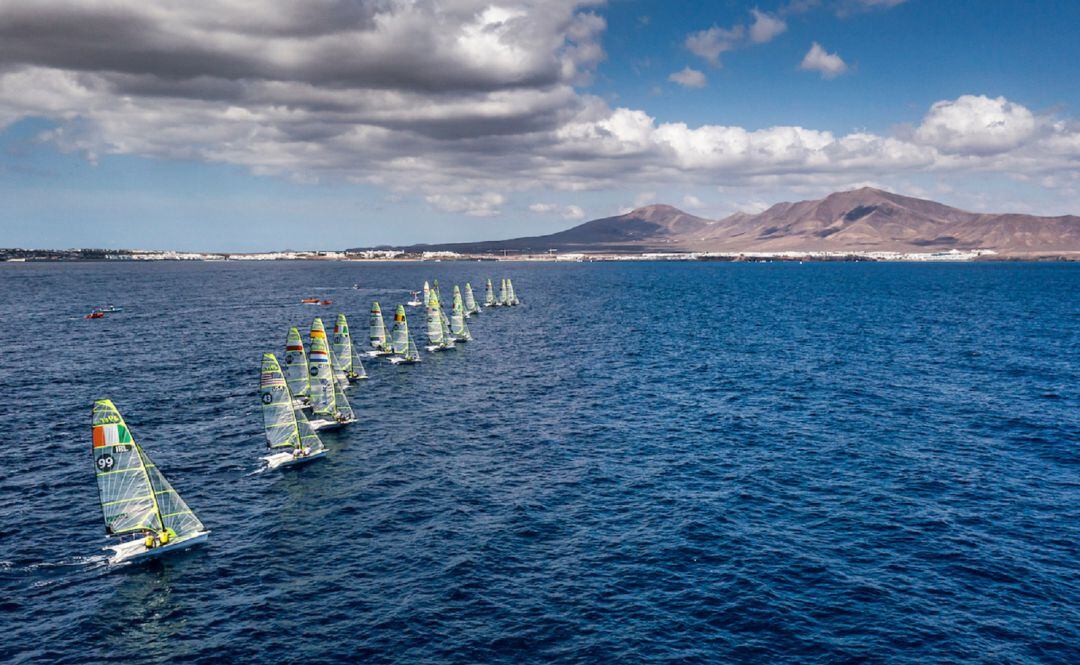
<box><xmin>263</xmin><ymin>449</ymin><xmax>327</xmax><ymax>470</ymax></box>
<box><xmin>309</xmin><ymin>417</ymin><xmax>355</xmax><ymax>432</ymax></box>
<box><xmin>425</xmin><ymin>344</ymin><xmax>456</xmax><ymax>352</ymax></box>
<box><xmin>389</xmin><ymin>356</ymin><xmax>420</xmax><ymax>365</ymax></box>
<box><xmin>106</xmin><ymin>531</ymin><xmax>209</xmax><ymax>565</ymax></box>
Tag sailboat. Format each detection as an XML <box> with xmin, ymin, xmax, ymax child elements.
<box><xmin>498</xmin><ymin>278</ymin><xmax>509</xmax><ymax>306</ymax></box>
<box><xmin>308</xmin><ymin>318</ymin><xmax>357</xmax><ymax>430</ymax></box>
<box><xmin>450</xmin><ymin>286</ymin><xmax>473</xmax><ymax>342</ymax></box>
<box><xmin>422</xmin><ymin>281</ymin><xmax>431</xmax><ymax>308</ymax></box>
<box><xmin>260</xmin><ymin>353</ymin><xmax>326</xmax><ymax>469</ymax></box>
<box><xmin>332</xmin><ymin>313</ymin><xmax>366</xmax><ymax>381</ymax></box>
<box><xmin>425</xmin><ymin>293</ymin><xmax>456</xmax><ymax>352</ymax></box>
<box><xmin>484</xmin><ymin>278</ymin><xmax>496</xmax><ymax>307</ymax></box>
<box><xmin>507</xmin><ymin>279</ymin><xmax>520</xmax><ymax>306</ymax></box>
<box><xmin>365</xmin><ymin>301</ymin><xmax>394</xmax><ymax>357</ymax></box>
<box><xmin>463</xmin><ymin>282</ymin><xmax>480</xmax><ymax>316</ymax></box>
<box><xmin>283</xmin><ymin>327</ymin><xmax>311</xmax><ymax>409</ymax></box>
<box><xmin>433</xmin><ymin>279</ymin><xmax>442</xmax><ymax>303</ymax></box>
<box><xmin>91</xmin><ymin>399</ymin><xmax>209</xmax><ymax>564</ymax></box>
<box><xmin>389</xmin><ymin>305</ymin><xmax>422</xmax><ymax>365</ymax></box>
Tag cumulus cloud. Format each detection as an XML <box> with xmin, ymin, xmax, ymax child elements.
<box><xmin>529</xmin><ymin>202</ymin><xmax>586</xmax><ymax>219</ymax></box>
<box><xmin>0</xmin><ymin>1</ymin><xmax>1077</xmax><ymax>212</ymax></box>
<box><xmin>914</xmin><ymin>95</ymin><xmax>1036</xmax><ymax>155</ymax></box>
<box><xmin>749</xmin><ymin>9</ymin><xmax>788</xmax><ymax>44</ymax></box>
<box><xmin>684</xmin><ymin>7</ymin><xmax>786</xmax><ymax>67</ymax></box>
<box><xmin>426</xmin><ymin>192</ymin><xmax>505</xmax><ymax>217</ymax></box>
<box><xmin>685</xmin><ymin>25</ymin><xmax>744</xmax><ymax>67</ymax></box>
<box><xmin>799</xmin><ymin>42</ymin><xmax>848</xmax><ymax>78</ymax></box>
<box><xmin>563</xmin><ymin>205</ymin><xmax>586</xmax><ymax>219</ymax></box>
<box><xmin>668</xmin><ymin>67</ymin><xmax>707</xmax><ymax>88</ymax></box>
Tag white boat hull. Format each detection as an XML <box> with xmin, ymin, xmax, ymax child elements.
<box><xmin>426</xmin><ymin>344</ymin><xmax>456</xmax><ymax>352</ymax></box>
<box><xmin>263</xmin><ymin>449</ymin><xmax>327</xmax><ymax>470</ymax></box>
<box><xmin>106</xmin><ymin>531</ymin><xmax>209</xmax><ymax>565</ymax></box>
<box><xmin>309</xmin><ymin>417</ymin><xmax>355</xmax><ymax>432</ymax></box>
<box><xmin>389</xmin><ymin>356</ymin><xmax>420</xmax><ymax>365</ymax></box>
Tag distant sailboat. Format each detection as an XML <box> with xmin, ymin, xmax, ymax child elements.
<box><xmin>308</xmin><ymin>317</ymin><xmax>356</xmax><ymax>430</ymax></box>
<box><xmin>283</xmin><ymin>327</ymin><xmax>310</xmax><ymax>408</ymax></box>
<box><xmin>463</xmin><ymin>282</ymin><xmax>480</xmax><ymax>316</ymax></box>
<box><xmin>333</xmin><ymin>313</ymin><xmax>366</xmax><ymax>381</ymax></box>
<box><xmin>507</xmin><ymin>278</ymin><xmax>520</xmax><ymax>306</ymax></box>
<box><xmin>498</xmin><ymin>278</ymin><xmax>509</xmax><ymax>306</ymax></box>
<box><xmin>433</xmin><ymin>279</ymin><xmax>442</xmax><ymax>303</ymax></box>
<box><xmin>484</xmin><ymin>278</ymin><xmax>496</xmax><ymax>307</ymax></box>
<box><xmin>450</xmin><ymin>286</ymin><xmax>473</xmax><ymax>342</ymax></box>
<box><xmin>259</xmin><ymin>353</ymin><xmax>326</xmax><ymax>469</ymax></box>
<box><xmin>425</xmin><ymin>293</ymin><xmax>456</xmax><ymax>352</ymax></box>
<box><xmin>91</xmin><ymin>399</ymin><xmax>209</xmax><ymax>564</ymax></box>
<box><xmin>366</xmin><ymin>302</ymin><xmax>394</xmax><ymax>357</ymax></box>
<box><xmin>422</xmin><ymin>281</ymin><xmax>431</xmax><ymax>307</ymax></box>
<box><xmin>389</xmin><ymin>305</ymin><xmax>422</xmax><ymax>365</ymax></box>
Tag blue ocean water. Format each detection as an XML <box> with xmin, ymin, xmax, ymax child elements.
<box><xmin>0</xmin><ymin>261</ymin><xmax>1077</xmax><ymax>663</ymax></box>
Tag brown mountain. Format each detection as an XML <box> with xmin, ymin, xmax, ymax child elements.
<box><xmin>366</xmin><ymin>188</ymin><xmax>1079</xmax><ymax>255</ymax></box>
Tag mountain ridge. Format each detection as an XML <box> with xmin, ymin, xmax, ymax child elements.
<box><xmin>355</xmin><ymin>188</ymin><xmax>1080</xmax><ymax>255</ymax></box>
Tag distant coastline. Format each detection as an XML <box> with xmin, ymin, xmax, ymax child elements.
<box><xmin>3</xmin><ymin>247</ymin><xmax>1078</xmax><ymax>263</ymax></box>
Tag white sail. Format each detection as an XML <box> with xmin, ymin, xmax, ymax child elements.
<box><xmin>391</xmin><ymin>304</ymin><xmax>410</xmax><ymax>353</ymax></box>
<box><xmin>439</xmin><ymin>303</ymin><xmax>453</xmax><ymax>342</ymax></box>
<box><xmin>308</xmin><ymin>318</ymin><xmax>336</xmax><ymax>416</ymax></box>
<box><xmin>507</xmin><ymin>279</ymin><xmax>518</xmax><ymax>305</ymax></box>
<box><xmin>422</xmin><ymin>281</ymin><xmax>431</xmax><ymax>307</ymax></box>
<box><xmin>451</xmin><ymin>286</ymin><xmax>472</xmax><ymax>341</ymax></box>
<box><xmin>498</xmin><ymin>278</ymin><xmax>509</xmax><ymax>306</ymax></box>
<box><xmin>406</xmin><ymin>333</ymin><xmax>421</xmax><ymax>361</ymax></box>
<box><xmin>332</xmin><ymin>313</ymin><xmax>354</xmax><ymax>374</ymax></box>
<box><xmin>426</xmin><ymin>294</ymin><xmax>444</xmax><ymax>345</ymax></box>
<box><xmin>283</xmin><ymin>327</ymin><xmax>309</xmax><ymax>399</ymax></box>
<box><xmin>464</xmin><ymin>282</ymin><xmax>480</xmax><ymax>315</ymax></box>
<box><xmin>369</xmin><ymin>302</ymin><xmax>388</xmax><ymax>350</ymax></box>
<box><xmin>92</xmin><ymin>399</ymin><xmax>204</xmax><ymax>539</ymax></box>
<box><xmin>484</xmin><ymin>279</ymin><xmax>496</xmax><ymax>306</ymax></box>
<box><xmin>260</xmin><ymin>353</ymin><xmax>325</xmax><ymax>455</ymax></box>
<box><xmin>333</xmin><ymin>376</ymin><xmax>355</xmax><ymax>421</ymax></box>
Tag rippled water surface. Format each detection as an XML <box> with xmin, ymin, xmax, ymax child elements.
<box><xmin>0</xmin><ymin>261</ymin><xmax>1077</xmax><ymax>663</ymax></box>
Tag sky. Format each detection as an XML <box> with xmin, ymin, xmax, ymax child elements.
<box><xmin>1</xmin><ymin>0</ymin><xmax>1079</xmax><ymax>251</ymax></box>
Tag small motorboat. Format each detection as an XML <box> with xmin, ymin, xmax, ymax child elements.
<box><xmin>94</xmin><ymin>304</ymin><xmax>123</xmax><ymax>313</ymax></box>
<box><xmin>319</xmin><ymin>300</ymin><xmax>333</xmax><ymax>306</ymax></box>
<box><xmin>85</xmin><ymin>311</ymin><xmax>105</xmax><ymax>319</ymax></box>
<box><xmin>407</xmin><ymin>291</ymin><xmax>422</xmax><ymax>307</ymax></box>
<box><xmin>301</xmin><ymin>298</ymin><xmax>321</xmax><ymax>304</ymax></box>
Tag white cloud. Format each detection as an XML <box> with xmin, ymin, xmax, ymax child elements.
<box><xmin>686</xmin><ymin>25</ymin><xmax>744</xmax><ymax>67</ymax></box>
<box><xmin>0</xmin><ymin>3</ymin><xmax>1077</xmax><ymax>215</ymax></box>
<box><xmin>668</xmin><ymin>67</ymin><xmax>707</xmax><ymax>88</ymax></box>
<box><xmin>529</xmin><ymin>203</ymin><xmax>559</xmax><ymax>213</ymax></box>
<box><xmin>749</xmin><ymin>9</ymin><xmax>787</xmax><ymax>44</ymax></box>
<box><xmin>563</xmin><ymin>205</ymin><xmax>586</xmax><ymax>220</ymax></box>
<box><xmin>914</xmin><ymin>95</ymin><xmax>1037</xmax><ymax>155</ymax></box>
<box><xmin>799</xmin><ymin>42</ymin><xmax>848</xmax><ymax>79</ymax></box>
<box><xmin>426</xmin><ymin>192</ymin><xmax>505</xmax><ymax>217</ymax></box>
<box><xmin>682</xmin><ymin>194</ymin><xmax>704</xmax><ymax>208</ymax></box>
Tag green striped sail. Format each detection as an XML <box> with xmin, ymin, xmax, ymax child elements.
<box><xmin>92</xmin><ymin>400</ymin><xmax>203</xmax><ymax>538</ymax></box>
<box><xmin>499</xmin><ymin>278</ymin><xmax>509</xmax><ymax>305</ymax></box>
<box><xmin>450</xmin><ymin>287</ymin><xmax>472</xmax><ymax>340</ymax></box>
<box><xmin>423</xmin><ymin>281</ymin><xmax>431</xmax><ymax>307</ymax></box>
<box><xmin>426</xmin><ymin>293</ymin><xmax>444</xmax><ymax>345</ymax></box>
<box><xmin>332</xmin><ymin>313</ymin><xmax>353</xmax><ymax>373</ymax></box>
<box><xmin>507</xmin><ymin>279</ymin><xmax>518</xmax><ymax>305</ymax></box>
<box><xmin>406</xmin><ymin>333</ymin><xmax>421</xmax><ymax>361</ymax></box>
<box><xmin>439</xmin><ymin>302</ymin><xmax>453</xmax><ymax>342</ymax></box>
<box><xmin>283</xmin><ymin>327</ymin><xmax>309</xmax><ymax>398</ymax></box>
<box><xmin>464</xmin><ymin>282</ymin><xmax>479</xmax><ymax>314</ymax></box>
<box><xmin>308</xmin><ymin>318</ymin><xmax>335</xmax><ymax>416</ymax></box>
<box><xmin>260</xmin><ymin>353</ymin><xmax>324</xmax><ymax>455</ymax></box>
<box><xmin>333</xmin><ymin>375</ymin><xmax>354</xmax><ymax>421</ymax></box>
<box><xmin>369</xmin><ymin>302</ymin><xmax>388</xmax><ymax>349</ymax></box>
<box><xmin>485</xmin><ymin>279</ymin><xmax>495</xmax><ymax>306</ymax></box>
<box><xmin>391</xmin><ymin>305</ymin><xmax>410</xmax><ymax>353</ymax></box>
<box><xmin>329</xmin><ymin>345</ymin><xmax>349</xmax><ymax>386</ymax></box>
